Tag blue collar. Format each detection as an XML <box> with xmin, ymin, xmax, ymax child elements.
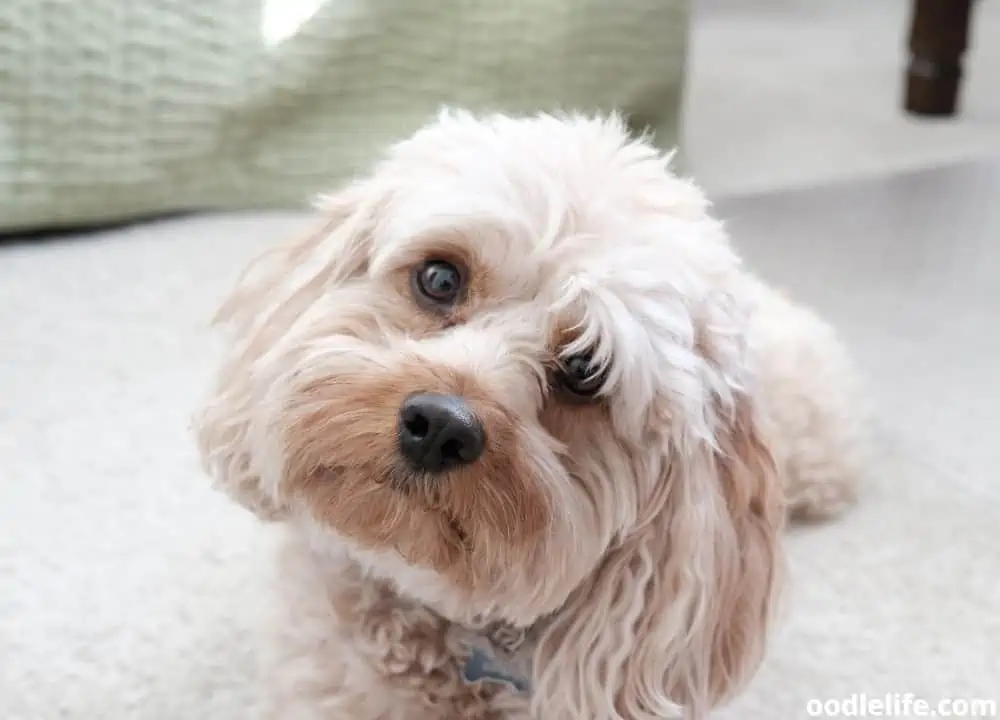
<box><xmin>461</xmin><ymin>647</ymin><xmax>531</xmax><ymax>693</ymax></box>
<box><xmin>455</xmin><ymin>615</ymin><xmax>553</xmax><ymax>695</ymax></box>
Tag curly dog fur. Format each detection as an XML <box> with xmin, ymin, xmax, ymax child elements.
<box><xmin>194</xmin><ymin>111</ymin><xmax>866</xmax><ymax>719</ymax></box>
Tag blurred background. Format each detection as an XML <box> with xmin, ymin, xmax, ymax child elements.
<box><xmin>1</xmin><ymin>0</ymin><xmax>997</xmax><ymax>229</ymax></box>
<box><xmin>2</xmin><ymin>1</ymin><xmax>998</xmax><ymax>719</ymax></box>
<box><xmin>687</xmin><ymin>0</ymin><xmax>999</xmax><ymax>193</ymax></box>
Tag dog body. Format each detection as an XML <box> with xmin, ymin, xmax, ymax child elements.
<box><xmin>195</xmin><ymin>112</ymin><xmax>864</xmax><ymax>719</ymax></box>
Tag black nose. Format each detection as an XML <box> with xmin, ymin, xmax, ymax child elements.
<box><xmin>398</xmin><ymin>393</ymin><xmax>486</xmax><ymax>473</ymax></box>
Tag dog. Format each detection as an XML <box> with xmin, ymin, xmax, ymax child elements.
<box><xmin>194</xmin><ymin>111</ymin><xmax>865</xmax><ymax>719</ymax></box>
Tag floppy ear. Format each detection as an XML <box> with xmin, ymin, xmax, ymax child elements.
<box><xmin>534</xmin><ymin>295</ymin><xmax>785</xmax><ymax>720</ymax></box>
<box><xmin>192</xmin><ymin>182</ymin><xmax>379</xmax><ymax>519</ymax></box>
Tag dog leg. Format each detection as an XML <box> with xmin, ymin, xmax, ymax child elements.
<box><xmin>748</xmin><ymin>282</ymin><xmax>867</xmax><ymax>522</ymax></box>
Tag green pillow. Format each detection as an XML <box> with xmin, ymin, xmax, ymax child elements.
<box><xmin>0</xmin><ymin>0</ymin><xmax>689</xmax><ymax>232</ymax></box>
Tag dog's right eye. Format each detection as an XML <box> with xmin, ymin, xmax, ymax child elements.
<box><xmin>413</xmin><ymin>260</ymin><xmax>464</xmax><ymax>307</ymax></box>
<box><xmin>555</xmin><ymin>352</ymin><xmax>607</xmax><ymax>400</ymax></box>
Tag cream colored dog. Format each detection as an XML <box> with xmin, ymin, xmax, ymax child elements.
<box><xmin>194</xmin><ymin>111</ymin><xmax>865</xmax><ymax>720</ymax></box>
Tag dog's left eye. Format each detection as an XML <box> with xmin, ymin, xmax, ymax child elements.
<box><xmin>414</xmin><ymin>260</ymin><xmax>464</xmax><ymax>306</ymax></box>
<box><xmin>556</xmin><ymin>352</ymin><xmax>607</xmax><ymax>399</ymax></box>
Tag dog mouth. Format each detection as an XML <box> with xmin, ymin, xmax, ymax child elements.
<box><xmin>382</xmin><ymin>466</ymin><xmax>472</xmax><ymax>550</ymax></box>
<box><xmin>386</xmin><ymin>464</ymin><xmax>443</xmax><ymax>500</ymax></box>
<box><xmin>444</xmin><ymin>513</ymin><xmax>470</xmax><ymax>546</ymax></box>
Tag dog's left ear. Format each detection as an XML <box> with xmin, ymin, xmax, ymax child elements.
<box><xmin>193</xmin><ymin>181</ymin><xmax>381</xmax><ymax>520</ymax></box>
<box><xmin>534</xmin><ymin>288</ymin><xmax>785</xmax><ymax>720</ymax></box>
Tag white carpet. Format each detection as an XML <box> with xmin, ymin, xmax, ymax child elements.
<box><xmin>0</xmin><ymin>217</ymin><xmax>287</xmax><ymax>719</ymax></box>
<box><xmin>4</xmin><ymin>2</ymin><xmax>1000</xmax><ymax>718</ymax></box>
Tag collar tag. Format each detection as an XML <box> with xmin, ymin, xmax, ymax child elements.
<box><xmin>461</xmin><ymin>648</ymin><xmax>530</xmax><ymax>693</ymax></box>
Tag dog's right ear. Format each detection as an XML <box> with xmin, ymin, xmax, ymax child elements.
<box><xmin>193</xmin><ymin>181</ymin><xmax>380</xmax><ymax>520</ymax></box>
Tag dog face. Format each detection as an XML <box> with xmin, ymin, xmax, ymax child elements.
<box><xmin>196</xmin><ymin>112</ymin><xmax>783</xmax><ymax>717</ymax></box>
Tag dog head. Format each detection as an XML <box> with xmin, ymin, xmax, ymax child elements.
<box><xmin>195</xmin><ymin>111</ymin><xmax>784</xmax><ymax>718</ymax></box>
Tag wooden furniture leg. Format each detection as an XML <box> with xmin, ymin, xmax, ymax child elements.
<box><xmin>904</xmin><ymin>0</ymin><xmax>975</xmax><ymax>117</ymax></box>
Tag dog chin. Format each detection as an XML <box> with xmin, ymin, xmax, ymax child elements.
<box><xmin>298</xmin><ymin>515</ymin><xmax>504</xmax><ymax>625</ymax></box>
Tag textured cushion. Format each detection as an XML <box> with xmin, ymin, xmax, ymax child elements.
<box><xmin>0</xmin><ymin>0</ymin><xmax>690</xmax><ymax>232</ymax></box>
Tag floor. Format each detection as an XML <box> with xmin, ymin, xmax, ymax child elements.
<box><xmin>684</xmin><ymin>0</ymin><xmax>1000</xmax><ymax>196</ymax></box>
<box><xmin>3</xmin><ymin>3</ymin><xmax>1000</xmax><ymax>719</ymax></box>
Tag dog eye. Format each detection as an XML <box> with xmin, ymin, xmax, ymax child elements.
<box><xmin>414</xmin><ymin>260</ymin><xmax>463</xmax><ymax>306</ymax></box>
<box><xmin>556</xmin><ymin>352</ymin><xmax>607</xmax><ymax>399</ymax></box>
